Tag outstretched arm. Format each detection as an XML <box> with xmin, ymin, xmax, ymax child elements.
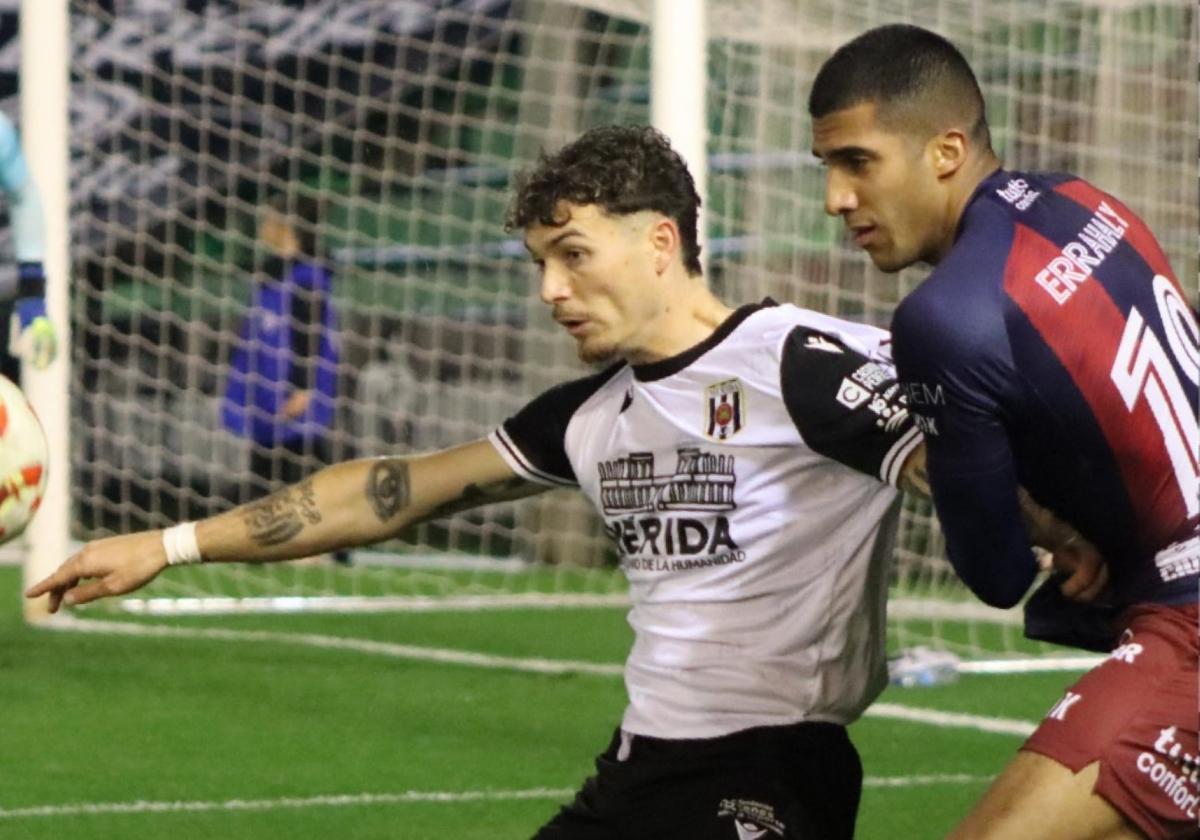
<box><xmin>26</xmin><ymin>439</ymin><xmax>544</xmax><ymax>612</ymax></box>
<box><xmin>897</xmin><ymin>442</ymin><xmax>1106</xmax><ymax>603</ymax></box>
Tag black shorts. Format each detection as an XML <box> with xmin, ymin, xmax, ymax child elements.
<box><xmin>533</xmin><ymin>721</ymin><xmax>862</xmax><ymax>840</ymax></box>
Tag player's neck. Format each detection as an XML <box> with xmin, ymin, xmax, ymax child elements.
<box><xmin>623</xmin><ymin>280</ymin><xmax>734</xmax><ymax>365</ymax></box>
<box><xmin>931</xmin><ymin>153</ymin><xmax>1002</xmax><ymax>265</ymax></box>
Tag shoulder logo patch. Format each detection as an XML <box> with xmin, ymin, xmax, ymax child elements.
<box><xmin>619</xmin><ymin>388</ymin><xmax>633</xmax><ymax>414</ymax></box>
<box><xmin>836</xmin><ymin>378</ymin><xmax>871</xmax><ymax>410</ymax></box>
<box><xmin>804</xmin><ymin>334</ymin><xmax>844</xmax><ymax>353</ymax></box>
<box><xmin>705</xmin><ymin>378</ymin><xmax>745</xmax><ymax>440</ymax></box>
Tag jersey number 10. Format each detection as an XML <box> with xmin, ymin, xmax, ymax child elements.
<box><xmin>1111</xmin><ymin>275</ymin><xmax>1200</xmax><ymax>517</ymax></box>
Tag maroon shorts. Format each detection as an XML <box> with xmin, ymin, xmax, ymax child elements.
<box><xmin>1022</xmin><ymin>603</ymin><xmax>1199</xmax><ymax>840</ymax></box>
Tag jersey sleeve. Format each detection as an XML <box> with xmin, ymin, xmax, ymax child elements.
<box><xmin>489</xmin><ymin>363</ymin><xmax>624</xmax><ymax>488</ymax></box>
<box><xmin>0</xmin><ymin>112</ymin><xmax>44</xmax><ymax>265</ymax></box>
<box><xmin>891</xmin><ymin>295</ymin><xmax>1038</xmax><ymax>608</ymax></box>
<box><xmin>780</xmin><ymin>325</ymin><xmax>922</xmax><ymax>486</ymax></box>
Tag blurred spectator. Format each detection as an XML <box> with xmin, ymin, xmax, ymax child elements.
<box><xmin>221</xmin><ymin>189</ymin><xmax>346</xmax><ymax>561</ymax></box>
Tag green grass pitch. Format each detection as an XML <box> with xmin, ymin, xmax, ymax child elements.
<box><xmin>1</xmin><ymin>565</ymin><xmax>1083</xmax><ymax>839</ymax></box>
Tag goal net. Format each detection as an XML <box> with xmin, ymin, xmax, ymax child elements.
<box><xmin>54</xmin><ymin>0</ymin><xmax>1196</xmax><ymax>663</ymax></box>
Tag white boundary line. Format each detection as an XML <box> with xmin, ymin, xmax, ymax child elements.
<box><xmin>43</xmin><ymin>616</ymin><xmax>1041</xmax><ymax>737</ymax></box>
<box><xmin>117</xmin><ymin>592</ymin><xmax>631</xmax><ymax>616</ymax></box>
<box><xmin>865</xmin><ymin>703</ymin><xmax>1035</xmax><ymax>737</ymax></box>
<box><xmin>0</xmin><ymin>776</ymin><xmax>995</xmax><ymax>820</ymax></box>
<box><xmin>0</xmin><ymin>788</ymin><xmax>576</xmax><ymax>819</ymax></box>
<box><xmin>958</xmin><ymin>656</ymin><xmax>1102</xmax><ymax>674</ymax></box>
<box><xmin>43</xmin><ymin>615</ymin><xmax>626</xmax><ymax>677</ymax></box>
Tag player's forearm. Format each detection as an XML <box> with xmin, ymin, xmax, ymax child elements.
<box><xmin>926</xmin><ymin>457</ymin><xmax>1037</xmax><ymax>608</ymax></box>
<box><xmin>193</xmin><ymin>457</ymin><xmax>415</xmax><ymax>563</ymax></box>
<box><xmin>897</xmin><ymin>443</ymin><xmax>930</xmax><ymax>496</ymax></box>
<box><xmin>1017</xmin><ymin>488</ymin><xmax>1083</xmax><ymax>552</ymax></box>
<box><xmin>191</xmin><ymin>441</ymin><xmax>538</xmax><ymax>564</ymax></box>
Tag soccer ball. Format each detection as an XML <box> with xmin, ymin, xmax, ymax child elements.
<box><xmin>0</xmin><ymin>375</ymin><xmax>48</xmax><ymax>544</ymax></box>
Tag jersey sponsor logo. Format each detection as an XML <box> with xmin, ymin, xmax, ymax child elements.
<box><xmin>1046</xmin><ymin>690</ymin><xmax>1083</xmax><ymax>721</ymax></box>
<box><xmin>902</xmin><ymin>382</ymin><xmax>946</xmax><ymax>406</ymax></box>
<box><xmin>996</xmin><ymin>177</ymin><xmax>1041</xmax><ymax>210</ymax></box>
<box><xmin>717</xmin><ymin>798</ymin><xmax>785</xmax><ymax>839</ymax></box>
<box><xmin>608</xmin><ymin>508</ymin><xmax>745</xmax><ymax>573</ymax></box>
<box><xmin>836</xmin><ymin>361</ymin><xmax>910</xmax><ymax>431</ymax></box>
<box><xmin>1135</xmin><ymin>727</ymin><xmax>1200</xmax><ymax>819</ymax></box>
<box><xmin>804</xmin><ymin>334</ymin><xmax>844</xmax><ymax>354</ymax></box>
<box><xmin>1108</xmin><ymin>642</ymin><xmax>1144</xmax><ymax>664</ymax></box>
<box><xmin>599</xmin><ymin>449</ymin><xmax>744</xmax><ymax>571</ymax></box>
<box><xmin>1033</xmin><ymin>201</ymin><xmax>1129</xmax><ymax>305</ymax></box>
<box><xmin>912</xmin><ymin>414</ymin><xmax>938</xmax><ymax>436</ymax></box>
<box><xmin>836</xmin><ymin>378</ymin><xmax>871</xmax><ymax>410</ymax></box>
<box><xmin>599</xmin><ymin>449</ymin><xmax>736</xmax><ymax>514</ymax></box>
<box><xmin>705</xmin><ymin>378</ymin><xmax>746</xmax><ymax>440</ymax></box>
<box><xmin>1137</xmin><ymin>752</ymin><xmax>1200</xmax><ymax>820</ymax></box>
<box><xmin>1154</xmin><ymin>534</ymin><xmax>1200</xmax><ymax>583</ymax></box>
<box><xmin>850</xmin><ymin>361</ymin><xmax>891</xmax><ymax>390</ymax></box>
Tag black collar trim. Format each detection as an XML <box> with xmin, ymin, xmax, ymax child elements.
<box><xmin>631</xmin><ymin>298</ymin><xmax>777</xmax><ymax>382</ymax></box>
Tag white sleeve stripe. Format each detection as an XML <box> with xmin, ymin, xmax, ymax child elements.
<box><xmin>488</xmin><ymin>428</ymin><xmax>577</xmax><ymax>488</ymax></box>
<box><xmin>880</xmin><ymin>425</ymin><xmax>923</xmax><ymax>487</ymax></box>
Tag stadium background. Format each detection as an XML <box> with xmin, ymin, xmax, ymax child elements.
<box><xmin>1</xmin><ymin>1</ymin><xmax>1195</xmax><ymax>837</ymax></box>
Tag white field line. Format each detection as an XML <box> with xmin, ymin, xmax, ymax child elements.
<box><xmin>44</xmin><ymin>615</ymin><xmax>625</xmax><ymax>677</ymax></box>
<box><xmin>117</xmin><ymin>592</ymin><xmax>631</xmax><ymax>616</ymax></box>
<box><xmin>0</xmin><ymin>776</ymin><xmax>994</xmax><ymax>820</ymax></box>
<box><xmin>0</xmin><ymin>789</ymin><xmax>575</xmax><ymax>819</ymax></box>
<box><xmin>865</xmin><ymin>703</ymin><xmax>1035</xmax><ymax>737</ymax></box>
<box><xmin>43</xmin><ymin>616</ymin><xmax>1038</xmax><ymax>736</ymax></box>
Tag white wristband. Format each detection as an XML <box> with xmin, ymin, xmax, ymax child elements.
<box><xmin>162</xmin><ymin>522</ymin><xmax>203</xmax><ymax>566</ymax></box>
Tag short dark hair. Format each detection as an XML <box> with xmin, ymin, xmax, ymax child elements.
<box><xmin>506</xmin><ymin>124</ymin><xmax>703</xmax><ymax>276</ymax></box>
<box><xmin>809</xmin><ymin>24</ymin><xmax>991</xmax><ymax>149</ymax></box>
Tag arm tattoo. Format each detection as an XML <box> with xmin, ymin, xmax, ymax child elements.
<box><xmin>426</xmin><ymin>477</ymin><xmax>533</xmax><ymax>521</ymax></box>
<box><xmin>367</xmin><ymin>459</ymin><xmax>411</xmax><ymax>522</ymax></box>
<box><xmin>241</xmin><ymin>477</ymin><xmax>322</xmax><ymax>547</ymax></box>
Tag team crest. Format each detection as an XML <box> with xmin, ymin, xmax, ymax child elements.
<box><xmin>705</xmin><ymin>378</ymin><xmax>745</xmax><ymax>440</ymax></box>
<box><xmin>717</xmin><ymin>798</ymin><xmax>786</xmax><ymax>839</ymax></box>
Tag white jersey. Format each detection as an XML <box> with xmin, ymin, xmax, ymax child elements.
<box><xmin>489</xmin><ymin>301</ymin><xmax>920</xmax><ymax>739</ymax></box>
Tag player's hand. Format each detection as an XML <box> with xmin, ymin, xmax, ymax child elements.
<box><xmin>1049</xmin><ymin>537</ymin><xmax>1109</xmax><ymax>603</ymax></box>
<box><xmin>10</xmin><ymin>262</ymin><xmax>57</xmax><ymax>370</ymax></box>
<box><xmin>281</xmin><ymin>388</ymin><xmax>311</xmax><ymax>420</ymax></box>
<box><xmin>24</xmin><ymin>531</ymin><xmax>169</xmax><ymax>613</ymax></box>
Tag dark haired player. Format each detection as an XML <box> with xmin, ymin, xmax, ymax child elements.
<box><xmin>811</xmin><ymin>23</ymin><xmax>1199</xmax><ymax>840</ymax></box>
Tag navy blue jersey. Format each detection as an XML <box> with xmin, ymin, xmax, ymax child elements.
<box><xmin>892</xmin><ymin>168</ymin><xmax>1199</xmax><ymax>609</ymax></box>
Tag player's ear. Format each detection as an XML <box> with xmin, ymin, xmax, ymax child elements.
<box><xmin>929</xmin><ymin>129</ymin><xmax>968</xmax><ymax>180</ymax></box>
<box><xmin>649</xmin><ymin>216</ymin><xmax>680</xmax><ymax>275</ymax></box>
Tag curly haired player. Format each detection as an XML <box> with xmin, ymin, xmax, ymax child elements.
<box><xmin>29</xmin><ymin>125</ymin><xmax>1085</xmax><ymax>839</ymax></box>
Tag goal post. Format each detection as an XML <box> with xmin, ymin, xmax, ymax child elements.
<box><xmin>26</xmin><ymin>1</ymin><xmax>1197</xmax><ymax>667</ymax></box>
<box><xmin>20</xmin><ymin>0</ymin><xmax>70</xmax><ymax>622</ymax></box>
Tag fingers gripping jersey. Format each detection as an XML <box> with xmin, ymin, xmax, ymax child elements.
<box><xmin>892</xmin><ymin>169</ymin><xmax>1200</xmax><ymax>609</ymax></box>
<box><xmin>490</xmin><ymin>302</ymin><xmax>920</xmax><ymax>739</ymax></box>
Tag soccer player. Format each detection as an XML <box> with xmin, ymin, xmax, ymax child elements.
<box><xmin>0</xmin><ymin>110</ymin><xmax>55</xmax><ymax>376</ymax></box>
<box><xmin>810</xmin><ymin>24</ymin><xmax>1198</xmax><ymax>840</ymax></box>
<box><xmin>28</xmin><ymin>125</ymin><xmax>1077</xmax><ymax>839</ymax></box>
